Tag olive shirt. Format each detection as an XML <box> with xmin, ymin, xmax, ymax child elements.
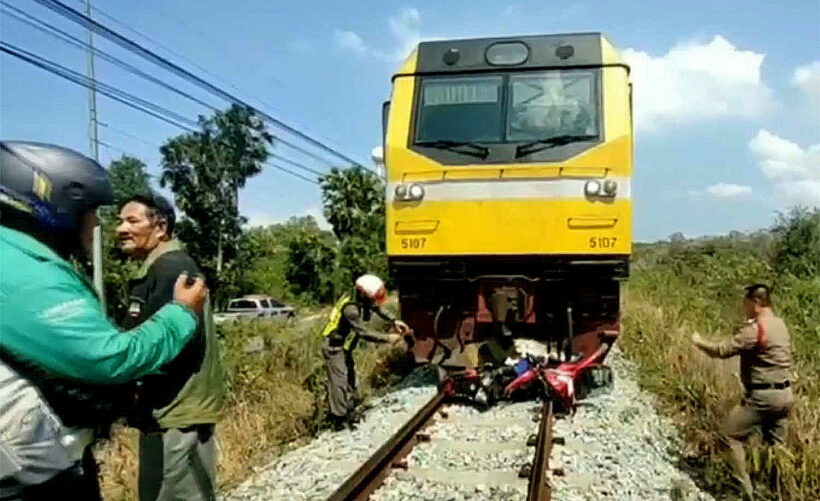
<box><xmin>695</xmin><ymin>316</ymin><xmax>792</xmax><ymax>388</ymax></box>
<box><xmin>122</xmin><ymin>239</ymin><xmax>225</xmax><ymax>430</ymax></box>
<box><xmin>331</xmin><ymin>302</ymin><xmax>396</xmax><ymax>351</ymax></box>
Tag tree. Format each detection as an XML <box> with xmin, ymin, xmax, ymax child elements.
<box><xmin>108</xmin><ymin>155</ymin><xmax>151</xmax><ymax>205</ymax></box>
<box><xmin>320</xmin><ymin>166</ymin><xmax>387</xmax><ymax>286</ymax></box>
<box><xmin>159</xmin><ymin>105</ymin><xmax>272</xmax><ymax>306</ymax></box>
<box><xmin>100</xmin><ymin>155</ymin><xmax>151</xmax><ymax>318</ymax></box>
<box><xmin>772</xmin><ymin>207</ymin><xmax>820</xmax><ymax>278</ymax></box>
<box><xmin>285</xmin><ymin>228</ymin><xmax>337</xmax><ymax>303</ymax></box>
<box><xmin>237</xmin><ymin>216</ymin><xmax>330</xmax><ymax>300</ymax></box>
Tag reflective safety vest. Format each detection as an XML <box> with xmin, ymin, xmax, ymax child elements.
<box><xmin>321</xmin><ymin>294</ymin><xmax>359</xmax><ymax>351</ymax></box>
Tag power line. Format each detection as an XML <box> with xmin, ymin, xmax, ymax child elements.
<box><xmin>1</xmin><ymin>42</ymin><xmax>197</xmax><ymax>131</ymax></box>
<box><xmin>268</xmin><ymin>152</ymin><xmax>325</xmax><ymax>177</ymax></box>
<box><xmin>99</xmin><ymin>122</ymin><xmax>161</xmax><ymax>149</ymax></box>
<box><xmin>74</xmin><ymin>0</ymin><xmax>356</xmax><ymax>158</ymax></box>
<box><xmin>97</xmin><ymin>135</ymin><xmax>316</xmax><ymax>185</ymax></box>
<box><xmin>0</xmin><ymin>41</ymin><xmax>197</xmax><ymax>128</ymax></box>
<box><xmin>2</xmin><ymin>3</ymin><xmax>218</xmax><ymax>111</ymax></box>
<box><xmin>3</xmin><ymin>3</ymin><xmax>336</xmax><ymax>171</ymax></box>
<box><xmin>266</xmin><ymin>163</ymin><xmax>320</xmax><ymax>185</ymax></box>
<box><xmin>95</xmin><ymin>139</ymin><xmax>152</xmax><ymax>167</ymax></box>
<box><xmin>101</xmin><ymin>122</ymin><xmax>320</xmax><ymax>183</ymax></box>
<box><xmin>1</xmin><ymin>42</ymin><xmax>320</xmax><ymax>185</ymax></box>
<box><xmin>33</xmin><ymin>0</ymin><xmax>371</xmax><ymax>171</ymax></box>
<box><xmin>2</xmin><ymin>9</ymin><xmax>328</xmax><ymax>182</ymax></box>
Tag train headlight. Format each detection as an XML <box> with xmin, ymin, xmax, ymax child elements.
<box><xmin>395</xmin><ymin>184</ymin><xmax>408</xmax><ymax>199</ymax></box>
<box><xmin>584</xmin><ymin>180</ymin><xmax>601</xmax><ymax>197</ymax></box>
<box><xmin>603</xmin><ymin>180</ymin><xmax>618</xmax><ymax>196</ymax></box>
<box><xmin>408</xmin><ymin>183</ymin><xmax>425</xmax><ymax>200</ymax></box>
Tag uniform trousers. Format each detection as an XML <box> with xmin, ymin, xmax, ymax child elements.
<box><xmin>138</xmin><ymin>424</ymin><xmax>216</xmax><ymax>501</ymax></box>
<box><xmin>723</xmin><ymin>387</ymin><xmax>792</xmax><ymax>499</ymax></box>
<box><xmin>724</xmin><ymin>388</ymin><xmax>792</xmax><ymax>444</ymax></box>
<box><xmin>321</xmin><ymin>337</ymin><xmax>357</xmax><ymax>418</ymax></box>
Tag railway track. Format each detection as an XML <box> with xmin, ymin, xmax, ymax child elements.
<box><xmin>326</xmin><ymin>380</ymin><xmax>555</xmax><ymax>501</ymax></box>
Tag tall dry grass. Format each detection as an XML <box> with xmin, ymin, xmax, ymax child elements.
<box><xmin>97</xmin><ymin>304</ymin><xmax>413</xmax><ymax>500</ymax></box>
<box><xmin>622</xmin><ymin>240</ymin><xmax>819</xmax><ymax>500</ymax></box>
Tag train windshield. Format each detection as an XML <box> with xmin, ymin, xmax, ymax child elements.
<box><xmin>415</xmin><ymin>69</ymin><xmax>600</xmax><ymax>145</ymax></box>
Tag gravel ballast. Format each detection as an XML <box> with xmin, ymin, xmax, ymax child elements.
<box><xmin>221</xmin><ymin>347</ymin><xmax>713</xmax><ymax>501</ymax></box>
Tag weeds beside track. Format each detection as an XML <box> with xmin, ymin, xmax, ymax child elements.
<box><xmin>621</xmin><ymin>231</ymin><xmax>820</xmax><ymax>500</ymax></box>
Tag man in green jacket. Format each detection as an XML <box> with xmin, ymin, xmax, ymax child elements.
<box><xmin>0</xmin><ymin>141</ymin><xmax>207</xmax><ymax>500</ymax></box>
<box><xmin>117</xmin><ymin>192</ymin><xmax>226</xmax><ymax>501</ymax></box>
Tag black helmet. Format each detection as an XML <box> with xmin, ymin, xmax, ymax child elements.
<box><xmin>1</xmin><ymin>141</ymin><xmax>113</xmax><ymax>255</ymax></box>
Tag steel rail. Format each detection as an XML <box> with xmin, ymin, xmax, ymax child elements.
<box><xmin>526</xmin><ymin>400</ymin><xmax>553</xmax><ymax>501</ymax></box>
<box><xmin>326</xmin><ymin>382</ymin><xmax>451</xmax><ymax>501</ymax></box>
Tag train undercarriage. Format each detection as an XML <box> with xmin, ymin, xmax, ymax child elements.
<box><xmin>394</xmin><ymin>255</ymin><xmax>629</xmax><ymax>409</ymax></box>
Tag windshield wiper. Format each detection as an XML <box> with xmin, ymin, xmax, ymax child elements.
<box><xmin>515</xmin><ymin>134</ymin><xmax>599</xmax><ymax>158</ymax></box>
<box><xmin>416</xmin><ymin>140</ymin><xmax>490</xmax><ymax>159</ymax></box>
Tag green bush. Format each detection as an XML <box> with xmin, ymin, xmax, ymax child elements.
<box><xmin>622</xmin><ymin>209</ymin><xmax>820</xmax><ymax>500</ymax></box>
<box><xmin>772</xmin><ymin>207</ymin><xmax>820</xmax><ymax>278</ymax></box>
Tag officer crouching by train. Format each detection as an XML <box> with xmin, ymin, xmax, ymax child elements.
<box><xmin>0</xmin><ymin>141</ymin><xmax>207</xmax><ymax>500</ymax></box>
<box><xmin>691</xmin><ymin>284</ymin><xmax>793</xmax><ymax>501</ymax></box>
<box><xmin>321</xmin><ymin>274</ymin><xmax>410</xmax><ymax>430</ymax></box>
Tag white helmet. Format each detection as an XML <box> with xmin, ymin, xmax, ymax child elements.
<box><xmin>355</xmin><ymin>274</ymin><xmax>387</xmax><ymax>305</ymax></box>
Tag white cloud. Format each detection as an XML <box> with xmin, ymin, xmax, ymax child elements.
<box><xmin>792</xmin><ymin>61</ymin><xmax>820</xmax><ymax>100</ymax></box>
<box><xmin>749</xmin><ymin>129</ymin><xmax>820</xmax><ymax>207</ymax></box>
<box><xmin>623</xmin><ymin>36</ymin><xmax>775</xmax><ymax>131</ymax></box>
<box><xmin>748</xmin><ymin>129</ymin><xmax>807</xmax><ymax>180</ymax></box>
<box><xmin>379</xmin><ymin>7</ymin><xmax>422</xmax><ymax>61</ymax></box>
<box><xmin>705</xmin><ymin>183</ymin><xmax>752</xmax><ymax>198</ymax></box>
<box><xmin>333</xmin><ymin>30</ymin><xmax>368</xmax><ymax>57</ymax></box>
<box><xmin>333</xmin><ymin>7</ymin><xmax>427</xmax><ymax>63</ymax></box>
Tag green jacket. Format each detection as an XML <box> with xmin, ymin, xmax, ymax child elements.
<box><xmin>0</xmin><ymin>226</ymin><xmax>198</xmax><ymax>385</ymax></box>
<box><xmin>123</xmin><ymin>240</ymin><xmax>225</xmax><ymax>429</ymax></box>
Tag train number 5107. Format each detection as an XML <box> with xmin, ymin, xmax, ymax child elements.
<box><xmin>589</xmin><ymin>236</ymin><xmax>617</xmax><ymax>249</ymax></box>
<box><xmin>401</xmin><ymin>238</ymin><xmax>427</xmax><ymax>249</ymax></box>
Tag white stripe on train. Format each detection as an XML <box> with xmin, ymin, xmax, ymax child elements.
<box><xmin>386</xmin><ymin>177</ymin><xmax>631</xmax><ymax>203</ymax></box>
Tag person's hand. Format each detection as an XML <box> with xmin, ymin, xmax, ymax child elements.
<box><xmin>387</xmin><ymin>333</ymin><xmax>410</xmax><ymax>351</ymax></box>
<box><xmin>393</xmin><ymin>320</ymin><xmax>410</xmax><ymax>334</ymax></box>
<box><xmin>173</xmin><ymin>272</ymin><xmax>206</xmax><ymax>314</ymax></box>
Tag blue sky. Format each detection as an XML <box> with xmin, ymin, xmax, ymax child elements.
<box><xmin>1</xmin><ymin>0</ymin><xmax>818</xmax><ymax>241</ymax></box>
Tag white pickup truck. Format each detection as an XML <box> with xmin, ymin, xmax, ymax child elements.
<box><xmin>214</xmin><ymin>295</ymin><xmax>296</xmax><ymax>324</ymax></box>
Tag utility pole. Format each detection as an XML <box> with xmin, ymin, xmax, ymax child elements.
<box><xmin>85</xmin><ymin>0</ymin><xmax>105</xmax><ymax>308</ymax></box>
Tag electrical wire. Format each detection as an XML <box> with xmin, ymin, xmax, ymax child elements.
<box><xmin>101</xmin><ymin>122</ymin><xmax>321</xmax><ymax>183</ymax></box>
<box><xmin>1</xmin><ymin>42</ymin><xmax>320</xmax><ymax>185</ymax></box>
<box><xmin>3</xmin><ymin>3</ymin><xmax>337</xmax><ymax>171</ymax></box>
<box><xmin>75</xmin><ymin>0</ymin><xmax>355</xmax><ymax>158</ymax></box>
<box><xmin>1</xmin><ymin>42</ymin><xmax>198</xmax><ymax>131</ymax></box>
<box><xmin>33</xmin><ymin>0</ymin><xmax>372</xmax><ymax>171</ymax></box>
<box><xmin>268</xmin><ymin>152</ymin><xmax>325</xmax><ymax>177</ymax></box>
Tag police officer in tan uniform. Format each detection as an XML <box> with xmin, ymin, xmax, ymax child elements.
<box><xmin>691</xmin><ymin>284</ymin><xmax>793</xmax><ymax>500</ymax></box>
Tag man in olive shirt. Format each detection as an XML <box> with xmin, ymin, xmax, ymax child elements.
<box><xmin>117</xmin><ymin>193</ymin><xmax>226</xmax><ymax>501</ymax></box>
<box><xmin>692</xmin><ymin>284</ymin><xmax>793</xmax><ymax>500</ymax></box>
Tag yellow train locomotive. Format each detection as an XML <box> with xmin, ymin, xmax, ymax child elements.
<box><xmin>382</xmin><ymin>33</ymin><xmax>632</xmax><ymax>372</ymax></box>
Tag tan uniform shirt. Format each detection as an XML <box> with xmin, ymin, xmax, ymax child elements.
<box><xmin>699</xmin><ymin>316</ymin><xmax>792</xmax><ymax>387</ymax></box>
